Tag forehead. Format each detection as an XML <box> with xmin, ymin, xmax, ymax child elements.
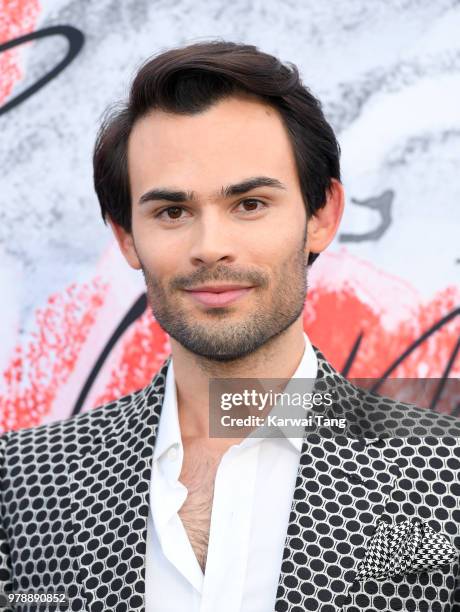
<box><xmin>127</xmin><ymin>95</ymin><xmax>299</xmax><ymax>195</ymax></box>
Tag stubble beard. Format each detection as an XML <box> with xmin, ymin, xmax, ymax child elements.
<box><xmin>140</xmin><ymin>238</ymin><xmax>309</xmax><ymax>362</ymax></box>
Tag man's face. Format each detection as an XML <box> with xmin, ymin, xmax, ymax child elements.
<box><xmin>126</xmin><ymin>95</ymin><xmax>309</xmax><ymax>361</ymax></box>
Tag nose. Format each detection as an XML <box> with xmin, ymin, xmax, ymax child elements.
<box><xmin>188</xmin><ymin>209</ymin><xmax>237</xmax><ymax>266</ymax></box>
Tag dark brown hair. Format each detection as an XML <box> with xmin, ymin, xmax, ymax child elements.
<box><xmin>93</xmin><ymin>40</ymin><xmax>341</xmax><ymax>266</ymax></box>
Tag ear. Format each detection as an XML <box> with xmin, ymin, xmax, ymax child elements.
<box><xmin>107</xmin><ymin>218</ymin><xmax>142</xmax><ymax>270</ymax></box>
<box><xmin>305</xmin><ymin>178</ymin><xmax>345</xmax><ymax>258</ymax></box>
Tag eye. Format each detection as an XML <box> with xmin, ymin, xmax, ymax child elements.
<box><xmin>154</xmin><ymin>206</ymin><xmax>188</xmax><ymax>222</ymax></box>
<box><xmin>237</xmin><ymin>198</ymin><xmax>267</xmax><ymax>213</ymax></box>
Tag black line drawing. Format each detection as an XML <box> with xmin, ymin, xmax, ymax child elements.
<box><xmin>72</xmin><ymin>293</ymin><xmax>147</xmax><ymax>416</ymax></box>
<box><xmin>339</xmin><ymin>189</ymin><xmax>394</xmax><ymax>242</ymax></box>
<box><xmin>0</xmin><ymin>25</ymin><xmax>84</xmax><ymax>117</ymax></box>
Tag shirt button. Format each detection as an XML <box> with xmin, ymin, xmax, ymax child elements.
<box><xmin>168</xmin><ymin>447</ymin><xmax>178</xmax><ymax>461</ymax></box>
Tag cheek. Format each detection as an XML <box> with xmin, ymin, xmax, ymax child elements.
<box><xmin>131</xmin><ymin>233</ymin><xmax>164</xmax><ymax>277</ymax></box>
<box><xmin>131</xmin><ymin>227</ymin><xmax>173</xmax><ymax>274</ymax></box>
<box><xmin>254</xmin><ymin>225</ymin><xmax>305</xmax><ymax>262</ymax></box>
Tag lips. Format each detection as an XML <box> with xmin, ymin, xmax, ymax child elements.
<box><xmin>186</xmin><ymin>284</ymin><xmax>252</xmax><ymax>292</ymax></box>
<box><xmin>185</xmin><ymin>287</ymin><xmax>253</xmax><ymax>307</ymax></box>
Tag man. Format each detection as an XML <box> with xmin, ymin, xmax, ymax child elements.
<box><xmin>1</xmin><ymin>40</ymin><xmax>459</xmax><ymax>612</ymax></box>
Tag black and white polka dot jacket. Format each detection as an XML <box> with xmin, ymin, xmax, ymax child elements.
<box><xmin>1</xmin><ymin>346</ymin><xmax>459</xmax><ymax>612</ymax></box>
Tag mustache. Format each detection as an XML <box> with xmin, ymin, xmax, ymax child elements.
<box><xmin>171</xmin><ymin>267</ymin><xmax>269</xmax><ymax>291</ymax></box>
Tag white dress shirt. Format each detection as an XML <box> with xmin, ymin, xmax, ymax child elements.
<box><xmin>145</xmin><ymin>333</ymin><xmax>318</xmax><ymax>612</ymax></box>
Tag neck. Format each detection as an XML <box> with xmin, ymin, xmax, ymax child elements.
<box><xmin>170</xmin><ymin>319</ymin><xmax>306</xmax><ymax>447</ymax></box>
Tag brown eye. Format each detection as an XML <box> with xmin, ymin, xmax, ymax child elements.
<box><xmin>167</xmin><ymin>207</ymin><xmax>182</xmax><ymax>218</ymax></box>
<box><xmin>156</xmin><ymin>206</ymin><xmax>185</xmax><ymax>220</ymax></box>
<box><xmin>239</xmin><ymin>199</ymin><xmax>266</xmax><ymax>213</ymax></box>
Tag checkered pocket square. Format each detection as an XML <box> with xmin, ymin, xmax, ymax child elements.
<box><xmin>356</xmin><ymin>517</ymin><xmax>458</xmax><ymax>580</ymax></box>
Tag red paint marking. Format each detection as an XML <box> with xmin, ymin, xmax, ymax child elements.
<box><xmin>304</xmin><ymin>284</ymin><xmax>459</xmax><ymax>413</ymax></box>
<box><xmin>93</xmin><ymin>312</ymin><xmax>170</xmax><ymax>407</ymax></box>
<box><xmin>0</xmin><ymin>0</ymin><xmax>41</xmax><ymax>104</ymax></box>
<box><xmin>0</xmin><ymin>278</ymin><xmax>109</xmax><ymax>432</ymax></box>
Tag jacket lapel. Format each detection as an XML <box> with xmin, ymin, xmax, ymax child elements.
<box><xmin>66</xmin><ymin>356</ymin><xmax>171</xmax><ymax>612</ymax></box>
<box><xmin>274</xmin><ymin>347</ymin><xmax>401</xmax><ymax>611</ymax></box>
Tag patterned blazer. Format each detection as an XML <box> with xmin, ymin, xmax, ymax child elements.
<box><xmin>1</xmin><ymin>346</ymin><xmax>460</xmax><ymax>612</ymax></box>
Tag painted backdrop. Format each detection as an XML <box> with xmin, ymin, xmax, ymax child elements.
<box><xmin>1</xmin><ymin>0</ymin><xmax>459</xmax><ymax>432</ymax></box>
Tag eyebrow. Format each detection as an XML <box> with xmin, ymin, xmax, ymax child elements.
<box><xmin>138</xmin><ymin>176</ymin><xmax>287</xmax><ymax>205</ymax></box>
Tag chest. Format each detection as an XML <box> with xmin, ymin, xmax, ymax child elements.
<box><xmin>177</xmin><ymin>443</ymin><xmax>224</xmax><ymax>572</ymax></box>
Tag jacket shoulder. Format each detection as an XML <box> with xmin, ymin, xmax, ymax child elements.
<box><xmin>0</xmin><ymin>387</ymin><xmax>138</xmax><ymax>446</ymax></box>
